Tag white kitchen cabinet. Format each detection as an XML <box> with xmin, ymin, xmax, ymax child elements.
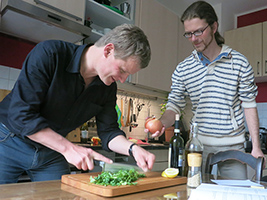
<box><xmin>224</xmin><ymin>21</ymin><xmax>267</xmax><ymax>81</ymax></box>
<box><xmin>148</xmin><ymin>149</ymin><xmax>168</xmax><ymax>172</ymax></box>
<box><xmin>84</xmin><ymin>0</ymin><xmax>135</xmax><ymax>44</ymax></box>
<box><xmin>263</xmin><ymin>22</ymin><xmax>267</xmax><ymax>77</ymax></box>
<box><xmin>22</xmin><ymin>0</ymin><xmax>86</xmax><ymax>24</ymax></box>
<box><xmin>131</xmin><ymin>0</ymin><xmax>179</xmax><ymax>92</ymax></box>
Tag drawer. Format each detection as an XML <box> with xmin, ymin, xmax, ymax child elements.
<box><xmin>148</xmin><ymin>149</ymin><xmax>168</xmax><ymax>162</ymax></box>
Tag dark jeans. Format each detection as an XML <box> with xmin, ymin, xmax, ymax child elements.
<box><xmin>0</xmin><ymin>123</ymin><xmax>70</xmax><ymax>184</ymax></box>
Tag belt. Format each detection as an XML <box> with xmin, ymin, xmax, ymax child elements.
<box><xmin>0</xmin><ymin>122</ymin><xmax>10</xmax><ymax>134</ymax></box>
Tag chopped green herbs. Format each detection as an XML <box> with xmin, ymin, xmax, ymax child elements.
<box><xmin>90</xmin><ymin>169</ymin><xmax>145</xmax><ymax>186</ymax></box>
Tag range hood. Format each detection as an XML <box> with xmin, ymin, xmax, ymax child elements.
<box><xmin>0</xmin><ymin>0</ymin><xmax>91</xmax><ymax>43</ymax></box>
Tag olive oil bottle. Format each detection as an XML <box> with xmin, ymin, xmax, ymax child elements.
<box><xmin>168</xmin><ymin>114</ymin><xmax>184</xmax><ymax>175</ymax></box>
<box><xmin>183</xmin><ymin>123</ymin><xmax>204</xmax><ymax>176</ymax></box>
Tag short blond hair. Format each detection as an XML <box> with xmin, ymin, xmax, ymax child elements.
<box><xmin>95</xmin><ymin>24</ymin><xmax>151</xmax><ymax>69</ymax></box>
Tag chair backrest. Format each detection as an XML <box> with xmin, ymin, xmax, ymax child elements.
<box><xmin>205</xmin><ymin>150</ymin><xmax>264</xmax><ymax>181</ymax></box>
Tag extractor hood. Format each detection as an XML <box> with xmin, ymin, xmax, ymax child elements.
<box><xmin>0</xmin><ymin>0</ymin><xmax>91</xmax><ymax>43</ymax></box>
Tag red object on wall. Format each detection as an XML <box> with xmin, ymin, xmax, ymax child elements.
<box><xmin>237</xmin><ymin>8</ymin><xmax>267</xmax><ymax>28</ymax></box>
<box><xmin>256</xmin><ymin>82</ymin><xmax>267</xmax><ymax>103</ymax></box>
<box><xmin>0</xmin><ymin>33</ymin><xmax>36</xmax><ymax>69</ymax></box>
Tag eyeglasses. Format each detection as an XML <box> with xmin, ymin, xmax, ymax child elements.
<box><xmin>183</xmin><ymin>25</ymin><xmax>209</xmax><ymax>38</ymax></box>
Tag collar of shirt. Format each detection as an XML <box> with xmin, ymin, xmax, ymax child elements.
<box><xmin>66</xmin><ymin>43</ymin><xmax>93</xmax><ymax>73</ymax></box>
<box><xmin>66</xmin><ymin>43</ymin><xmax>103</xmax><ymax>86</ymax></box>
<box><xmin>198</xmin><ymin>52</ymin><xmax>228</xmax><ymax>66</ymax></box>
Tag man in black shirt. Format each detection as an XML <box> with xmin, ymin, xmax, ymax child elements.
<box><xmin>0</xmin><ymin>24</ymin><xmax>154</xmax><ymax>184</ymax></box>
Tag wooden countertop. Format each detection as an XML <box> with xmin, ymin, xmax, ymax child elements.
<box><xmin>0</xmin><ymin>179</ymin><xmax>188</xmax><ymax>200</ymax></box>
<box><xmin>1</xmin><ymin>175</ymin><xmax>266</xmax><ymax>199</ymax></box>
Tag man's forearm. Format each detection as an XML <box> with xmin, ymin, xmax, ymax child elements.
<box><xmin>244</xmin><ymin>107</ymin><xmax>261</xmax><ymax>150</ymax></box>
<box><xmin>27</xmin><ymin>127</ymin><xmax>73</xmax><ymax>154</ymax></box>
<box><xmin>159</xmin><ymin>109</ymin><xmax>176</xmax><ymax>128</ymax></box>
<box><xmin>108</xmin><ymin>135</ymin><xmax>133</xmax><ymax>156</ymax></box>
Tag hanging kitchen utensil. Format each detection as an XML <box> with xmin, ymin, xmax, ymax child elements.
<box><xmin>123</xmin><ymin>96</ymin><xmax>128</xmax><ymax>126</ymax></box>
<box><xmin>129</xmin><ymin>98</ymin><xmax>133</xmax><ymax>132</ymax></box>
<box><xmin>115</xmin><ymin>104</ymin><xmax>122</xmax><ymax>128</ymax></box>
<box><xmin>120</xmin><ymin>97</ymin><xmax>125</xmax><ymax>127</ymax></box>
<box><xmin>132</xmin><ymin>98</ymin><xmax>136</xmax><ymax>122</ymax></box>
<box><xmin>137</xmin><ymin>102</ymin><xmax>145</xmax><ymax>117</ymax></box>
<box><xmin>125</xmin><ymin>97</ymin><xmax>131</xmax><ymax>127</ymax></box>
<box><xmin>147</xmin><ymin>99</ymin><xmax>151</xmax><ymax>117</ymax></box>
<box><xmin>129</xmin><ymin>98</ymin><xmax>138</xmax><ymax>129</ymax></box>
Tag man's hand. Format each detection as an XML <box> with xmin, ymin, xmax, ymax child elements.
<box><xmin>63</xmin><ymin>144</ymin><xmax>113</xmax><ymax>171</ymax></box>
<box><xmin>27</xmin><ymin>128</ymin><xmax>113</xmax><ymax>171</ymax></box>
<box><xmin>108</xmin><ymin>135</ymin><xmax>155</xmax><ymax>172</ymax></box>
<box><xmin>251</xmin><ymin>147</ymin><xmax>266</xmax><ymax>169</ymax></box>
<box><xmin>144</xmin><ymin>126</ymin><xmax>165</xmax><ymax>138</ymax></box>
<box><xmin>131</xmin><ymin>145</ymin><xmax>155</xmax><ymax>172</ymax></box>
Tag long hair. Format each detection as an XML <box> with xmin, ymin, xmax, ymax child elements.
<box><xmin>181</xmin><ymin>1</ymin><xmax>224</xmax><ymax>46</ymax></box>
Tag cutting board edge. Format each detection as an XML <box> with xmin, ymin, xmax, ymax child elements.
<box><xmin>61</xmin><ymin>173</ymin><xmax>187</xmax><ymax>197</ymax></box>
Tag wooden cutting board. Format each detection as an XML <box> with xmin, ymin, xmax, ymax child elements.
<box><xmin>61</xmin><ymin>172</ymin><xmax>187</xmax><ymax>197</ymax></box>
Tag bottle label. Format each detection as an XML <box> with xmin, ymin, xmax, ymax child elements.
<box><xmin>178</xmin><ymin>148</ymin><xmax>183</xmax><ymax>167</ymax></box>
<box><xmin>168</xmin><ymin>147</ymin><xmax>171</xmax><ymax>168</ymax></box>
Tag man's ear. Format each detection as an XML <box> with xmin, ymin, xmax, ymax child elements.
<box><xmin>103</xmin><ymin>43</ymin><xmax>115</xmax><ymax>58</ymax></box>
<box><xmin>211</xmin><ymin>21</ymin><xmax>218</xmax><ymax>34</ymax></box>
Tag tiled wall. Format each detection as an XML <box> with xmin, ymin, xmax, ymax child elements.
<box><xmin>116</xmin><ymin>93</ymin><xmax>164</xmax><ymax>140</ymax></box>
<box><xmin>0</xmin><ymin>65</ymin><xmax>21</xmax><ymax>90</ymax></box>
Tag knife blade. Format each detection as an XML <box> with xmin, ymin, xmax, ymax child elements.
<box><xmin>99</xmin><ymin>161</ymin><xmax>143</xmax><ymax>173</ymax></box>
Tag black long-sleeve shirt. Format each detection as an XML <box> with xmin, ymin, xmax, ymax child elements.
<box><xmin>0</xmin><ymin>40</ymin><xmax>125</xmax><ymax>151</ymax></box>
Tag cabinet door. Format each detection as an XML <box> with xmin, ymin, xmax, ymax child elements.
<box><xmin>224</xmin><ymin>23</ymin><xmax>262</xmax><ymax>77</ymax></box>
<box><xmin>24</xmin><ymin>0</ymin><xmax>85</xmax><ymax>23</ymax></box>
<box><xmin>132</xmin><ymin>0</ymin><xmax>178</xmax><ymax>92</ymax></box>
<box><xmin>263</xmin><ymin>21</ymin><xmax>267</xmax><ymax>76</ymax></box>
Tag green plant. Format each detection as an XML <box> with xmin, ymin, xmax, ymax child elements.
<box><xmin>159</xmin><ymin>96</ymin><xmax>185</xmax><ymax>119</ymax></box>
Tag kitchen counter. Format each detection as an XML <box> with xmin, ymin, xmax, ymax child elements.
<box><xmin>2</xmin><ymin>174</ymin><xmax>266</xmax><ymax>200</ymax></box>
<box><xmin>0</xmin><ymin>179</ymin><xmax>188</xmax><ymax>200</ymax></box>
<box><xmin>77</xmin><ymin>143</ymin><xmax>169</xmax><ymax>150</ymax></box>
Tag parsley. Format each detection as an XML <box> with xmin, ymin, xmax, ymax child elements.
<box><xmin>90</xmin><ymin>169</ymin><xmax>145</xmax><ymax>186</ymax></box>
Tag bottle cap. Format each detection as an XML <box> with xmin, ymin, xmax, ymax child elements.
<box><xmin>187</xmin><ymin>153</ymin><xmax>202</xmax><ymax>167</ymax></box>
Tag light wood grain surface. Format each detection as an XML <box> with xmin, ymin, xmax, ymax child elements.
<box><xmin>0</xmin><ymin>179</ymin><xmax>188</xmax><ymax>200</ymax></box>
<box><xmin>0</xmin><ymin>89</ymin><xmax>10</xmax><ymax>101</ymax></box>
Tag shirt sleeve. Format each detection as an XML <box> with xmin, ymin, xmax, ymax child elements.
<box><xmin>96</xmin><ymin>83</ymin><xmax>126</xmax><ymax>151</ymax></box>
<box><xmin>238</xmin><ymin>59</ymin><xmax>258</xmax><ymax>107</ymax></box>
<box><xmin>165</xmin><ymin>64</ymin><xmax>187</xmax><ymax>115</ymax></box>
<box><xmin>6</xmin><ymin>41</ymin><xmax>54</xmax><ymax>137</ymax></box>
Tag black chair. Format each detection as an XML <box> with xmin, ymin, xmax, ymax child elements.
<box><xmin>205</xmin><ymin>150</ymin><xmax>264</xmax><ymax>181</ymax></box>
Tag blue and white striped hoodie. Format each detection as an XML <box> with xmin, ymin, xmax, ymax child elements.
<box><xmin>166</xmin><ymin>45</ymin><xmax>257</xmax><ymax>146</ymax></box>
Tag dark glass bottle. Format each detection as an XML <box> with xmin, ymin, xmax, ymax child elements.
<box><xmin>183</xmin><ymin>123</ymin><xmax>204</xmax><ymax>176</ymax></box>
<box><xmin>80</xmin><ymin>122</ymin><xmax>88</xmax><ymax>144</ymax></box>
<box><xmin>168</xmin><ymin>114</ymin><xmax>184</xmax><ymax>175</ymax></box>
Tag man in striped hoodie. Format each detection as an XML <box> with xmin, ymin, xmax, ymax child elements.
<box><xmin>156</xmin><ymin>1</ymin><xmax>265</xmax><ymax>179</ymax></box>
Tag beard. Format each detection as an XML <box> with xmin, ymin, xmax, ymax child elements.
<box><xmin>193</xmin><ymin>33</ymin><xmax>214</xmax><ymax>53</ymax></box>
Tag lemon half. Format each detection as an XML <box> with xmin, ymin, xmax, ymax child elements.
<box><xmin>161</xmin><ymin>168</ymin><xmax>179</xmax><ymax>178</ymax></box>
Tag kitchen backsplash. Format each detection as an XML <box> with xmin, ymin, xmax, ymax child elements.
<box><xmin>1</xmin><ymin>64</ymin><xmax>267</xmax><ymax>139</ymax></box>
<box><xmin>0</xmin><ymin>65</ymin><xmax>21</xmax><ymax>90</ymax></box>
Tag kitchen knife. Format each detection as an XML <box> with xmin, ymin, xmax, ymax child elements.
<box><xmin>99</xmin><ymin>161</ymin><xmax>143</xmax><ymax>173</ymax></box>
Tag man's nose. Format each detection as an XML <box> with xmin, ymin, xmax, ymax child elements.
<box><xmin>119</xmin><ymin>74</ymin><xmax>128</xmax><ymax>83</ymax></box>
<box><xmin>190</xmin><ymin>34</ymin><xmax>198</xmax><ymax>41</ymax></box>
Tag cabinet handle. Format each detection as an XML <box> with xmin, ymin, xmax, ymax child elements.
<box><xmin>47</xmin><ymin>14</ymin><xmax>61</xmax><ymax>22</ymax></box>
<box><xmin>265</xmin><ymin>60</ymin><xmax>267</xmax><ymax>74</ymax></box>
<box><xmin>257</xmin><ymin>61</ymin><xmax>260</xmax><ymax>75</ymax></box>
<box><xmin>34</xmin><ymin>0</ymin><xmax>82</xmax><ymax>22</ymax></box>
